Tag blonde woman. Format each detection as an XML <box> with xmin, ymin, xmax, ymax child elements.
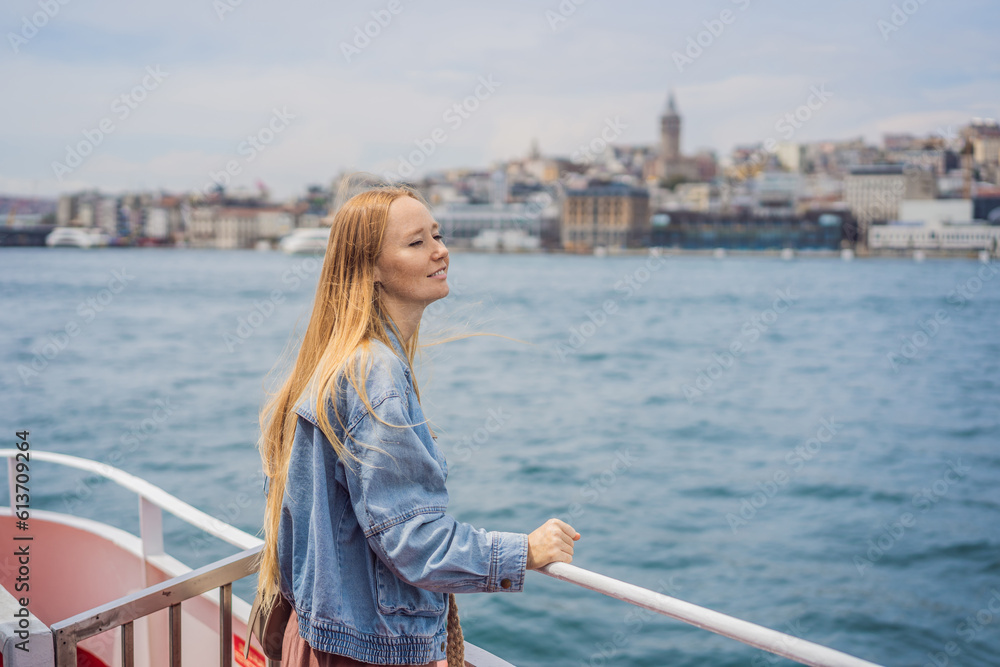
<box><xmin>256</xmin><ymin>186</ymin><xmax>580</xmax><ymax>667</ymax></box>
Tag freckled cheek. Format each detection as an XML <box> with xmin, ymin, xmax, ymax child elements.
<box><xmin>380</xmin><ymin>264</ymin><xmax>427</xmax><ymax>298</ymax></box>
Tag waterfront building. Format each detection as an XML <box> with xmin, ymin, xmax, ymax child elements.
<box><xmin>752</xmin><ymin>172</ymin><xmax>802</xmax><ymax>216</ymax></box>
<box><xmin>775</xmin><ymin>143</ymin><xmax>806</xmax><ymax>173</ymax></box>
<box><xmin>649</xmin><ymin>209</ymin><xmax>848</xmax><ymax>251</ymax></box>
<box><xmin>899</xmin><ymin>199</ymin><xmax>973</xmax><ymax>227</ymax></box>
<box><xmin>868</xmin><ymin>197</ymin><xmax>1000</xmax><ymax>253</ymax></box>
<box><xmin>56</xmin><ymin>194</ymin><xmax>76</xmax><ymax>227</ymax></box>
<box><xmin>869</xmin><ymin>222</ymin><xmax>1000</xmax><ymax>253</ymax></box>
<box><xmin>672</xmin><ymin>183</ymin><xmax>712</xmax><ymax>212</ymax></box>
<box><xmin>962</xmin><ymin>119</ymin><xmax>1000</xmax><ymax>166</ymax></box>
<box><xmin>844</xmin><ymin>164</ymin><xmax>937</xmax><ymax>245</ymax></box>
<box><xmin>432</xmin><ymin>198</ymin><xmax>551</xmax><ymax>250</ymax></box>
<box><xmin>802</xmin><ymin>138</ymin><xmax>881</xmax><ymax>177</ymax></box>
<box><xmin>188</xmin><ymin>206</ymin><xmax>294</xmax><ymax>249</ymax></box>
<box><xmin>562</xmin><ymin>182</ymin><xmax>650</xmax><ymax>251</ymax></box>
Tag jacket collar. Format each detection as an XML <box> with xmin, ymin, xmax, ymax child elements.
<box><xmin>382</xmin><ymin>317</ymin><xmax>408</xmax><ymax>363</ymax></box>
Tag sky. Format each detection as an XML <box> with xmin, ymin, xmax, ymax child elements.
<box><xmin>1</xmin><ymin>0</ymin><xmax>998</xmax><ymax>201</ymax></box>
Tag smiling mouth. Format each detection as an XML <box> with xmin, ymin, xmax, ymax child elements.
<box><xmin>428</xmin><ymin>268</ymin><xmax>447</xmax><ymax>277</ymax></box>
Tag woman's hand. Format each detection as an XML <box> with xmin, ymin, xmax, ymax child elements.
<box><xmin>526</xmin><ymin>518</ymin><xmax>580</xmax><ymax>570</ymax></box>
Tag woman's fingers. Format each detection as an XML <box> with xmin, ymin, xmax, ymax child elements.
<box><xmin>526</xmin><ymin>518</ymin><xmax>581</xmax><ymax>570</ymax></box>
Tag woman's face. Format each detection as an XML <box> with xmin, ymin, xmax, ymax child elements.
<box><xmin>374</xmin><ymin>196</ymin><xmax>449</xmax><ymax>312</ymax></box>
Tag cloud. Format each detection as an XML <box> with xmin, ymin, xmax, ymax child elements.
<box><xmin>2</xmin><ymin>0</ymin><xmax>998</xmax><ymax>198</ymax></box>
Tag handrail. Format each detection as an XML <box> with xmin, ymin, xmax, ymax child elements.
<box><xmin>537</xmin><ymin>562</ymin><xmax>884</xmax><ymax>667</ymax></box>
<box><xmin>0</xmin><ymin>449</ymin><xmax>262</xmax><ymax>550</ymax></box>
<box><xmin>3</xmin><ymin>449</ymin><xmax>883</xmax><ymax>666</ymax></box>
<box><xmin>49</xmin><ymin>546</ymin><xmax>262</xmax><ymax>667</ymax></box>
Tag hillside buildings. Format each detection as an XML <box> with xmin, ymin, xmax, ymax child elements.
<box><xmin>12</xmin><ymin>98</ymin><xmax>1000</xmax><ymax>256</ymax></box>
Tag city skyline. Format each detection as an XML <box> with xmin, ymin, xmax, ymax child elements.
<box><xmin>2</xmin><ymin>0</ymin><xmax>997</xmax><ymax>200</ymax></box>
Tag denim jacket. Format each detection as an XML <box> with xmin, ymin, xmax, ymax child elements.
<box><xmin>277</xmin><ymin>326</ymin><xmax>528</xmax><ymax>665</ymax></box>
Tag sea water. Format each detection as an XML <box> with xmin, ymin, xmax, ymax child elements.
<box><xmin>2</xmin><ymin>247</ymin><xmax>998</xmax><ymax>666</ymax></box>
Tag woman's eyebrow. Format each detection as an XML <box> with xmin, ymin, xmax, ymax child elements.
<box><xmin>405</xmin><ymin>222</ymin><xmax>440</xmax><ymax>236</ymax></box>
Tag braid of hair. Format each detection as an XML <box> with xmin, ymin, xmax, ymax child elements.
<box><xmin>446</xmin><ymin>593</ymin><xmax>465</xmax><ymax>667</ymax></box>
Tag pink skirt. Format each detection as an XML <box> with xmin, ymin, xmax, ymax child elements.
<box><xmin>282</xmin><ymin>608</ymin><xmax>447</xmax><ymax>667</ymax></box>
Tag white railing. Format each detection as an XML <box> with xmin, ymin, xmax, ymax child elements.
<box><xmin>538</xmin><ymin>563</ymin><xmax>884</xmax><ymax>667</ymax></box>
<box><xmin>2</xmin><ymin>449</ymin><xmax>262</xmax><ymax>553</ymax></box>
<box><xmin>2</xmin><ymin>450</ymin><xmax>884</xmax><ymax>666</ymax></box>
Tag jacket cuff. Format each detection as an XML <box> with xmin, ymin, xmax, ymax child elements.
<box><xmin>488</xmin><ymin>531</ymin><xmax>528</xmax><ymax>592</ymax></box>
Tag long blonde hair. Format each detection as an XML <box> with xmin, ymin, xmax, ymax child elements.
<box><xmin>255</xmin><ymin>185</ymin><xmax>426</xmax><ymax>610</ymax></box>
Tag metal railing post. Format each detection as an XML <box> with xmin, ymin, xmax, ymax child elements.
<box><xmin>220</xmin><ymin>583</ymin><xmax>233</xmax><ymax>667</ymax></box>
<box><xmin>121</xmin><ymin>621</ymin><xmax>135</xmax><ymax>667</ymax></box>
<box><xmin>169</xmin><ymin>604</ymin><xmax>181</xmax><ymax>667</ymax></box>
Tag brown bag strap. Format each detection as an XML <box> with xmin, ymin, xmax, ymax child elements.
<box><xmin>244</xmin><ymin>590</ymin><xmax>263</xmax><ymax>660</ymax></box>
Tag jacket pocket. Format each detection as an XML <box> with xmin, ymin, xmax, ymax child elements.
<box><xmin>374</xmin><ymin>558</ymin><xmax>446</xmax><ymax>617</ymax></box>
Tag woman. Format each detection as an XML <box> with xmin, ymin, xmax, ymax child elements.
<box><xmin>256</xmin><ymin>185</ymin><xmax>580</xmax><ymax>666</ymax></box>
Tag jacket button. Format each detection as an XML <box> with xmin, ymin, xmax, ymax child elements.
<box><xmin>500</xmin><ymin>578</ymin><xmax>512</xmax><ymax>589</ymax></box>
<box><xmin>440</xmin><ymin>642</ymin><xmax>446</xmax><ymax>651</ymax></box>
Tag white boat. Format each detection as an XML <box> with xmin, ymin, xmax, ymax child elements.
<box><xmin>278</xmin><ymin>228</ymin><xmax>331</xmax><ymax>254</ymax></box>
<box><xmin>841</xmin><ymin>248</ymin><xmax>855</xmax><ymax>262</ymax></box>
<box><xmin>45</xmin><ymin>228</ymin><xmax>111</xmax><ymax>249</ymax></box>
<box><xmin>470</xmin><ymin>229</ymin><xmax>540</xmax><ymax>252</ymax></box>
<box><xmin>781</xmin><ymin>248</ymin><xmax>795</xmax><ymax>261</ymax></box>
<box><xmin>0</xmin><ymin>450</ymin><xmax>883</xmax><ymax>667</ymax></box>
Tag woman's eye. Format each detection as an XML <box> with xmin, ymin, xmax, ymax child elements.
<box><xmin>434</xmin><ymin>234</ymin><xmax>444</xmax><ymax>243</ymax></box>
<box><xmin>409</xmin><ymin>240</ymin><xmax>422</xmax><ymax>246</ymax></box>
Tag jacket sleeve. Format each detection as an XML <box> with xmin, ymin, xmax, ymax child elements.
<box><xmin>341</xmin><ymin>387</ymin><xmax>528</xmax><ymax>594</ymax></box>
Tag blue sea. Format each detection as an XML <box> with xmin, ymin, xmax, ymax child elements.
<box><xmin>2</xmin><ymin>247</ymin><xmax>999</xmax><ymax>667</ymax></box>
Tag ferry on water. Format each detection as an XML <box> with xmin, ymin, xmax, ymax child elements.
<box><xmin>278</xmin><ymin>228</ymin><xmax>331</xmax><ymax>254</ymax></box>
<box><xmin>0</xmin><ymin>449</ymin><xmax>883</xmax><ymax>667</ymax></box>
<box><xmin>44</xmin><ymin>228</ymin><xmax>111</xmax><ymax>249</ymax></box>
